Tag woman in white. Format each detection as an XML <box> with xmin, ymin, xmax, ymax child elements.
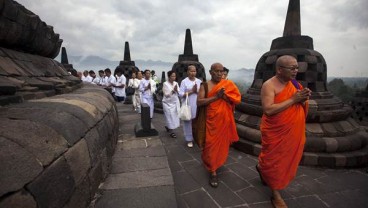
<box><xmin>162</xmin><ymin>71</ymin><xmax>180</xmax><ymax>138</ymax></box>
<box><xmin>133</xmin><ymin>71</ymin><xmax>143</xmax><ymax>113</ymax></box>
<box><xmin>139</xmin><ymin>69</ymin><xmax>156</xmax><ymax>118</ymax></box>
<box><xmin>128</xmin><ymin>71</ymin><xmax>139</xmax><ymax>111</ymax></box>
<box><xmin>179</xmin><ymin>65</ymin><xmax>202</xmax><ymax>147</ymax></box>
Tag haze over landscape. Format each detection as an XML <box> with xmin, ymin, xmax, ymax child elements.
<box><xmin>16</xmin><ymin>0</ymin><xmax>368</xmax><ymax>78</ymax></box>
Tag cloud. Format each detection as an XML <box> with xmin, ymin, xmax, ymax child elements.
<box><xmin>15</xmin><ymin>0</ymin><xmax>368</xmax><ymax>77</ymax></box>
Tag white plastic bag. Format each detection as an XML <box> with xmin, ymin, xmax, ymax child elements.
<box><xmin>179</xmin><ymin>94</ymin><xmax>191</xmax><ymax>121</ymax></box>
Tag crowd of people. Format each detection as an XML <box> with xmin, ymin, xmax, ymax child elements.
<box><xmin>76</xmin><ymin>56</ymin><xmax>309</xmax><ymax>207</ymax></box>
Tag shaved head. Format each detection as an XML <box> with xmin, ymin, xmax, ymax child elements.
<box><xmin>210</xmin><ymin>63</ymin><xmax>223</xmax><ymax>71</ymax></box>
<box><xmin>276</xmin><ymin>55</ymin><xmax>297</xmax><ymax>68</ymax></box>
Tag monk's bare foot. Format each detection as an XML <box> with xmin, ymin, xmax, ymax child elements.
<box><xmin>271</xmin><ymin>197</ymin><xmax>287</xmax><ymax>208</ymax></box>
<box><xmin>271</xmin><ymin>190</ymin><xmax>287</xmax><ymax>208</ymax></box>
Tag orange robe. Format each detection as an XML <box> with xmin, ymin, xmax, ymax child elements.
<box><xmin>202</xmin><ymin>80</ymin><xmax>241</xmax><ymax>172</ymax></box>
<box><xmin>258</xmin><ymin>81</ymin><xmax>308</xmax><ymax>190</ymax></box>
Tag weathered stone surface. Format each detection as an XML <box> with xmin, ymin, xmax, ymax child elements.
<box><xmin>0</xmin><ymin>107</ymin><xmax>87</xmax><ymax>145</ymax></box>
<box><xmin>64</xmin><ymin>139</ymin><xmax>91</xmax><ymax>185</ymax></box>
<box><xmin>27</xmin><ymin>157</ymin><xmax>75</xmax><ymax>208</ymax></box>
<box><xmin>21</xmin><ymin>99</ymin><xmax>96</xmax><ymax>128</ymax></box>
<box><xmin>0</xmin><ymin>0</ymin><xmax>62</xmax><ymax>58</ymax></box>
<box><xmin>101</xmin><ymin>168</ymin><xmax>173</xmax><ymax>190</ymax></box>
<box><xmin>0</xmin><ymin>189</ymin><xmax>37</xmax><ymax>208</ymax></box>
<box><xmin>88</xmin><ymin>160</ymin><xmax>103</xmax><ymax>199</ymax></box>
<box><xmin>64</xmin><ymin>176</ymin><xmax>91</xmax><ymax>208</ymax></box>
<box><xmin>95</xmin><ymin>186</ymin><xmax>177</xmax><ymax>208</ymax></box>
<box><xmin>0</xmin><ymin>118</ymin><xmax>67</xmax><ymax>166</ymax></box>
<box><xmin>85</xmin><ymin>128</ymin><xmax>106</xmax><ymax>166</ymax></box>
<box><xmin>111</xmin><ymin>156</ymin><xmax>169</xmax><ymax>173</ymax></box>
<box><xmin>0</xmin><ymin>137</ymin><xmax>43</xmax><ymax>197</ymax></box>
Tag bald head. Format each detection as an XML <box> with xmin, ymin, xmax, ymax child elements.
<box><xmin>210</xmin><ymin>62</ymin><xmax>224</xmax><ymax>82</ymax></box>
<box><xmin>276</xmin><ymin>55</ymin><xmax>297</xmax><ymax>69</ymax></box>
<box><xmin>210</xmin><ymin>63</ymin><xmax>224</xmax><ymax>71</ymax></box>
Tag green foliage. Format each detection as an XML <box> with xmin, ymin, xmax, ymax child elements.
<box><xmin>327</xmin><ymin>78</ymin><xmax>355</xmax><ymax>103</ymax></box>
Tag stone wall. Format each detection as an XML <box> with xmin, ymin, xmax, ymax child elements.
<box><xmin>0</xmin><ymin>85</ymin><xmax>119</xmax><ymax>208</ymax></box>
<box><xmin>0</xmin><ymin>47</ymin><xmax>119</xmax><ymax>208</ymax></box>
<box><xmin>0</xmin><ymin>1</ymin><xmax>119</xmax><ymax>207</ymax></box>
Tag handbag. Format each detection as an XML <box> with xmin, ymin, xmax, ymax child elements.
<box><xmin>125</xmin><ymin>86</ymin><xmax>135</xmax><ymax>96</ymax></box>
<box><xmin>179</xmin><ymin>93</ymin><xmax>192</xmax><ymax>121</ymax></box>
<box><xmin>192</xmin><ymin>82</ymin><xmax>208</xmax><ymax>148</ymax></box>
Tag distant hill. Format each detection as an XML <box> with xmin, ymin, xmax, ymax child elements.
<box><xmin>228</xmin><ymin>68</ymin><xmax>255</xmax><ymax>84</ymax></box>
<box><xmin>66</xmin><ymin>55</ymin><xmax>173</xmax><ymax>77</ymax></box>
<box><xmin>62</xmin><ymin>55</ymin><xmax>368</xmax><ymax>89</ymax></box>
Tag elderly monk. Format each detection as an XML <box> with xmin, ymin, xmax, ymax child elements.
<box><xmin>197</xmin><ymin>63</ymin><xmax>241</xmax><ymax>188</ymax></box>
<box><xmin>256</xmin><ymin>55</ymin><xmax>311</xmax><ymax>208</ymax></box>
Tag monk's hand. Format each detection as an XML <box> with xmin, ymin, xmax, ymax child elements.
<box><xmin>192</xmin><ymin>83</ymin><xmax>197</xmax><ymax>93</ymax></box>
<box><xmin>174</xmin><ymin>85</ymin><xmax>178</xmax><ymax>92</ymax></box>
<box><xmin>293</xmin><ymin>88</ymin><xmax>311</xmax><ymax>103</ymax></box>
<box><xmin>216</xmin><ymin>87</ymin><xmax>225</xmax><ymax>99</ymax></box>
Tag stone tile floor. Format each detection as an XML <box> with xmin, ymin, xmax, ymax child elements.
<box><xmin>95</xmin><ymin>103</ymin><xmax>368</xmax><ymax>208</ymax></box>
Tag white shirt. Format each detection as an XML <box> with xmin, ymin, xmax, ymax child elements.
<box><xmin>115</xmin><ymin>74</ymin><xmax>126</xmax><ymax>97</ymax></box>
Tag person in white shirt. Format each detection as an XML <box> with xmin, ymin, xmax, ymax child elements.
<box><xmin>97</xmin><ymin>70</ymin><xmax>106</xmax><ymax>86</ymax></box>
<box><xmin>139</xmin><ymin>69</ymin><xmax>156</xmax><ymax>118</ymax></box>
<box><xmin>81</xmin><ymin>70</ymin><xmax>90</xmax><ymax>82</ymax></box>
<box><xmin>162</xmin><ymin>71</ymin><xmax>180</xmax><ymax>138</ymax></box>
<box><xmin>113</xmin><ymin>69</ymin><xmax>126</xmax><ymax>102</ymax></box>
<box><xmin>179</xmin><ymin>65</ymin><xmax>202</xmax><ymax>148</ymax></box>
<box><xmin>89</xmin><ymin>70</ymin><xmax>100</xmax><ymax>84</ymax></box>
<box><xmin>128</xmin><ymin>72</ymin><xmax>139</xmax><ymax>111</ymax></box>
<box><xmin>133</xmin><ymin>71</ymin><xmax>143</xmax><ymax>113</ymax></box>
<box><xmin>104</xmin><ymin>68</ymin><xmax>116</xmax><ymax>98</ymax></box>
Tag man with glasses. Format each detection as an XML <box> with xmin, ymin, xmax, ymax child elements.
<box><xmin>256</xmin><ymin>55</ymin><xmax>311</xmax><ymax>207</ymax></box>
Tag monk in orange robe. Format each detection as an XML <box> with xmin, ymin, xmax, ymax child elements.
<box><xmin>257</xmin><ymin>55</ymin><xmax>311</xmax><ymax>208</ymax></box>
<box><xmin>197</xmin><ymin>63</ymin><xmax>241</xmax><ymax>188</ymax></box>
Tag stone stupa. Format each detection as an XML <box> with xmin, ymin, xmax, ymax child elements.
<box><xmin>60</xmin><ymin>47</ymin><xmax>75</xmax><ymax>73</ymax></box>
<box><xmin>234</xmin><ymin>0</ymin><xmax>368</xmax><ymax>168</ymax></box>
<box><xmin>114</xmin><ymin>41</ymin><xmax>139</xmax><ymax>104</ymax></box>
<box><xmin>172</xmin><ymin>29</ymin><xmax>206</xmax><ymax>84</ymax></box>
<box><xmin>115</xmin><ymin>41</ymin><xmax>139</xmax><ymax>77</ymax></box>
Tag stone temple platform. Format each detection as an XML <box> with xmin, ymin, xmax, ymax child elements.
<box><xmin>93</xmin><ymin>103</ymin><xmax>368</xmax><ymax>208</ymax></box>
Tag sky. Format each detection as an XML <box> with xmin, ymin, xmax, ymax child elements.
<box><xmin>16</xmin><ymin>0</ymin><xmax>368</xmax><ymax>77</ymax></box>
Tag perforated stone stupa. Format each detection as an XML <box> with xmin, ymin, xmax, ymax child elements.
<box><xmin>172</xmin><ymin>29</ymin><xmax>206</xmax><ymax>84</ymax></box>
<box><xmin>115</xmin><ymin>41</ymin><xmax>139</xmax><ymax>77</ymax></box>
<box><xmin>234</xmin><ymin>0</ymin><xmax>368</xmax><ymax>168</ymax></box>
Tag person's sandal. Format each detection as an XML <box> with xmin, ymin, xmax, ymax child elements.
<box><xmin>209</xmin><ymin>174</ymin><xmax>219</xmax><ymax>188</ymax></box>
<box><xmin>170</xmin><ymin>133</ymin><xmax>177</xmax><ymax>138</ymax></box>
<box><xmin>164</xmin><ymin>126</ymin><xmax>170</xmax><ymax>132</ymax></box>
<box><xmin>256</xmin><ymin>165</ymin><xmax>267</xmax><ymax>186</ymax></box>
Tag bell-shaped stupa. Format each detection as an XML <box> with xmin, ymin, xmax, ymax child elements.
<box><xmin>115</xmin><ymin>41</ymin><xmax>139</xmax><ymax>77</ymax></box>
<box><xmin>172</xmin><ymin>29</ymin><xmax>206</xmax><ymax>84</ymax></box>
<box><xmin>234</xmin><ymin>0</ymin><xmax>368</xmax><ymax>168</ymax></box>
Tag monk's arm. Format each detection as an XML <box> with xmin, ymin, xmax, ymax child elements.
<box><xmin>261</xmin><ymin>82</ymin><xmax>296</xmax><ymax>116</ymax></box>
<box><xmin>197</xmin><ymin>85</ymin><xmax>221</xmax><ymax>107</ymax></box>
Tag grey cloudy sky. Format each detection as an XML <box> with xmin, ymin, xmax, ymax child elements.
<box><xmin>17</xmin><ymin>0</ymin><xmax>368</xmax><ymax>77</ymax></box>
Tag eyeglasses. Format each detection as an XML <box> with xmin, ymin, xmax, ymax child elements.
<box><xmin>279</xmin><ymin>65</ymin><xmax>299</xmax><ymax>71</ymax></box>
